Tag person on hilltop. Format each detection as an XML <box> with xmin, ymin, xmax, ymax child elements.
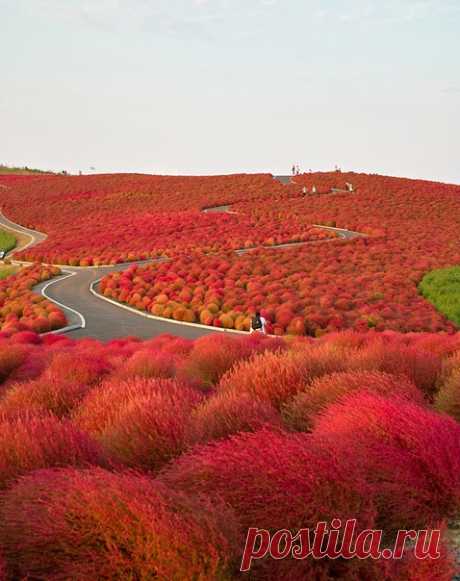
<box><xmin>346</xmin><ymin>182</ymin><xmax>354</xmax><ymax>192</ymax></box>
<box><xmin>251</xmin><ymin>311</ymin><xmax>267</xmax><ymax>334</ymax></box>
<box><xmin>292</xmin><ymin>164</ymin><xmax>296</xmax><ymax>176</ymax></box>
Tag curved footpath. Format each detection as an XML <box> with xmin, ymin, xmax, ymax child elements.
<box><xmin>0</xmin><ymin>206</ymin><xmax>364</xmax><ymax>341</ymax></box>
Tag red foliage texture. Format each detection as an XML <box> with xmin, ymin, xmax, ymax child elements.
<box><xmin>0</xmin><ymin>330</ymin><xmax>456</xmax><ymax>578</ymax></box>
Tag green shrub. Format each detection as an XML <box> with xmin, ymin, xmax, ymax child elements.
<box><xmin>0</xmin><ymin>230</ymin><xmax>16</xmax><ymax>254</ymax></box>
<box><xmin>419</xmin><ymin>266</ymin><xmax>460</xmax><ymax>326</ymax></box>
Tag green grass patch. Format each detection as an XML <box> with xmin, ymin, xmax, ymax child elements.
<box><xmin>419</xmin><ymin>266</ymin><xmax>460</xmax><ymax>326</ymax></box>
<box><xmin>0</xmin><ymin>229</ymin><xmax>16</xmax><ymax>253</ymax></box>
<box><xmin>0</xmin><ymin>266</ymin><xmax>18</xmax><ymax>280</ymax></box>
<box><xmin>0</xmin><ymin>164</ymin><xmax>50</xmax><ymax>174</ymax></box>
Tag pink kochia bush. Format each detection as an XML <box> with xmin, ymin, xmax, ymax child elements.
<box><xmin>0</xmin><ymin>349</ymin><xmax>112</xmax><ymax>418</ymax></box>
<box><xmin>112</xmin><ymin>348</ymin><xmax>178</xmax><ymax>380</ymax></box>
<box><xmin>160</xmin><ymin>428</ymin><xmax>375</xmax><ymax>532</ymax></box>
<box><xmin>312</xmin><ymin>391</ymin><xmax>460</xmax><ymax>531</ymax></box>
<box><xmin>160</xmin><ymin>429</ymin><xmax>376</xmax><ymax>579</ymax></box>
<box><xmin>0</xmin><ymin>467</ymin><xmax>240</xmax><ymax>581</ymax></box>
<box><xmin>187</xmin><ymin>391</ymin><xmax>283</xmax><ymax>444</ymax></box>
<box><xmin>0</xmin><ymin>344</ymin><xmax>27</xmax><ymax>385</ymax></box>
<box><xmin>74</xmin><ymin>377</ymin><xmax>202</xmax><ymax>471</ymax></box>
<box><xmin>176</xmin><ymin>333</ymin><xmax>253</xmax><ymax>388</ymax></box>
<box><xmin>0</xmin><ymin>376</ymin><xmax>91</xmax><ymax>419</ymax></box>
<box><xmin>349</xmin><ymin>341</ymin><xmax>442</xmax><ymax>398</ymax></box>
<box><xmin>0</xmin><ymin>416</ymin><xmax>106</xmax><ymax>489</ymax></box>
<box><xmin>282</xmin><ymin>370</ymin><xmax>425</xmax><ymax>432</ymax></box>
<box><xmin>217</xmin><ymin>343</ymin><xmax>349</xmax><ymax>409</ymax></box>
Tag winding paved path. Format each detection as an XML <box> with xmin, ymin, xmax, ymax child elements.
<box><xmin>0</xmin><ymin>199</ymin><xmax>365</xmax><ymax>340</ymax></box>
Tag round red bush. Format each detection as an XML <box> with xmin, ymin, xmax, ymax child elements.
<box><xmin>282</xmin><ymin>371</ymin><xmax>424</xmax><ymax>432</ymax></box>
<box><xmin>74</xmin><ymin>377</ymin><xmax>202</xmax><ymax>471</ymax></box>
<box><xmin>312</xmin><ymin>392</ymin><xmax>460</xmax><ymax>531</ymax></box>
<box><xmin>160</xmin><ymin>429</ymin><xmax>374</xmax><ymax>532</ymax></box>
<box><xmin>160</xmin><ymin>429</ymin><xmax>376</xmax><ymax>579</ymax></box>
<box><xmin>0</xmin><ymin>467</ymin><xmax>240</xmax><ymax>580</ymax></box>
<box><xmin>351</xmin><ymin>342</ymin><xmax>442</xmax><ymax>398</ymax></box>
<box><xmin>0</xmin><ymin>416</ymin><xmax>106</xmax><ymax>489</ymax></box>
<box><xmin>0</xmin><ymin>344</ymin><xmax>27</xmax><ymax>384</ymax></box>
<box><xmin>217</xmin><ymin>344</ymin><xmax>349</xmax><ymax>409</ymax></box>
<box><xmin>177</xmin><ymin>333</ymin><xmax>252</xmax><ymax>388</ymax></box>
<box><xmin>0</xmin><ymin>375</ymin><xmax>92</xmax><ymax>418</ymax></box>
<box><xmin>44</xmin><ymin>350</ymin><xmax>111</xmax><ymax>387</ymax></box>
<box><xmin>113</xmin><ymin>349</ymin><xmax>177</xmax><ymax>380</ymax></box>
<box><xmin>187</xmin><ymin>391</ymin><xmax>282</xmax><ymax>444</ymax></box>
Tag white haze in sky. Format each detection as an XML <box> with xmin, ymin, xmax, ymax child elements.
<box><xmin>2</xmin><ymin>0</ymin><xmax>460</xmax><ymax>183</ymax></box>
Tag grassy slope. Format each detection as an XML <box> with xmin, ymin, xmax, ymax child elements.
<box><xmin>419</xmin><ymin>266</ymin><xmax>460</xmax><ymax>326</ymax></box>
<box><xmin>0</xmin><ymin>164</ymin><xmax>51</xmax><ymax>175</ymax></box>
<box><xmin>0</xmin><ymin>266</ymin><xmax>19</xmax><ymax>280</ymax></box>
<box><xmin>0</xmin><ymin>230</ymin><xmax>16</xmax><ymax>253</ymax></box>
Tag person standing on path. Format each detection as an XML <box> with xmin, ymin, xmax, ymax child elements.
<box><xmin>251</xmin><ymin>311</ymin><xmax>267</xmax><ymax>334</ymax></box>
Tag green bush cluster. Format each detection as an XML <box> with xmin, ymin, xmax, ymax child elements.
<box><xmin>0</xmin><ymin>164</ymin><xmax>48</xmax><ymax>174</ymax></box>
<box><xmin>0</xmin><ymin>230</ymin><xmax>16</xmax><ymax>254</ymax></box>
<box><xmin>419</xmin><ymin>266</ymin><xmax>460</xmax><ymax>326</ymax></box>
<box><xmin>0</xmin><ymin>266</ymin><xmax>17</xmax><ymax>280</ymax></box>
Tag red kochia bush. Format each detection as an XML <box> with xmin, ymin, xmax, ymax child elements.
<box><xmin>0</xmin><ymin>375</ymin><xmax>91</xmax><ymax>418</ymax></box>
<box><xmin>73</xmin><ymin>377</ymin><xmax>178</xmax><ymax>436</ymax></box>
<box><xmin>385</xmin><ymin>533</ymin><xmax>458</xmax><ymax>581</ymax></box>
<box><xmin>282</xmin><ymin>371</ymin><xmax>424</xmax><ymax>432</ymax></box>
<box><xmin>5</xmin><ymin>346</ymin><xmax>50</xmax><ymax>385</ymax></box>
<box><xmin>160</xmin><ymin>429</ymin><xmax>376</xmax><ymax>579</ymax></box>
<box><xmin>0</xmin><ymin>416</ymin><xmax>106</xmax><ymax>489</ymax></box>
<box><xmin>0</xmin><ymin>344</ymin><xmax>26</xmax><ymax>384</ymax></box>
<box><xmin>73</xmin><ymin>377</ymin><xmax>197</xmax><ymax>436</ymax></box>
<box><xmin>10</xmin><ymin>331</ymin><xmax>41</xmax><ymax>345</ymax></box>
<box><xmin>160</xmin><ymin>429</ymin><xmax>374</xmax><ymax>532</ymax></box>
<box><xmin>217</xmin><ymin>344</ymin><xmax>348</xmax><ymax>409</ymax></box>
<box><xmin>112</xmin><ymin>349</ymin><xmax>177</xmax><ymax>380</ymax></box>
<box><xmin>187</xmin><ymin>391</ymin><xmax>282</xmax><ymax>444</ymax></box>
<box><xmin>312</xmin><ymin>392</ymin><xmax>460</xmax><ymax>530</ymax></box>
<box><xmin>177</xmin><ymin>333</ymin><xmax>253</xmax><ymax>388</ymax></box>
<box><xmin>0</xmin><ymin>467</ymin><xmax>240</xmax><ymax>581</ymax></box>
<box><xmin>352</xmin><ymin>342</ymin><xmax>442</xmax><ymax>397</ymax></box>
<box><xmin>44</xmin><ymin>350</ymin><xmax>111</xmax><ymax>386</ymax></box>
<box><xmin>74</xmin><ymin>378</ymin><xmax>202</xmax><ymax>471</ymax></box>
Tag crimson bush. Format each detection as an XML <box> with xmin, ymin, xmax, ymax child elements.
<box><xmin>187</xmin><ymin>391</ymin><xmax>282</xmax><ymax>444</ymax></box>
<box><xmin>74</xmin><ymin>377</ymin><xmax>202</xmax><ymax>471</ymax></box>
<box><xmin>0</xmin><ymin>416</ymin><xmax>106</xmax><ymax>489</ymax></box>
<box><xmin>282</xmin><ymin>371</ymin><xmax>424</xmax><ymax>432</ymax></box>
<box><xmin>312</xmin><ymin>392</ymin><xmax>460</xmax><ymax>531</ymax></box>
<box><xmin>0</xmin><ymin>467</ymin><xmax>240</xmax><ymax>580</ymax></box>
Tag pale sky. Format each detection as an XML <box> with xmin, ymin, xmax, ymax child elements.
<box><xmin>2</xmin><ymin>0</ymin><xmax>460</xmax><ymax>183</ymax></box>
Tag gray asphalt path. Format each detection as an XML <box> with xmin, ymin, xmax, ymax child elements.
<box><xmin>202</xmin><ymin>204</ymin><xmax>231</xmax><ymax>213</ymax></box>
<box><xmin>39</xmin><ymin>265</ymin><xmax>216</xmax><ymax>341</ymax></box>
<box><xmin>0</xmin><ymin>212</ymin><xmax>47</xmax><ymax>255</ymax></box>
<box><xmin>274</xmin><ymin>175</ymin><xmax>292</xmax><ymax>185</ymax></box>
<box><xmin>0</xmin><ymin>207</ymin><xmax>364</xmax><ymax>341</ymax></box>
